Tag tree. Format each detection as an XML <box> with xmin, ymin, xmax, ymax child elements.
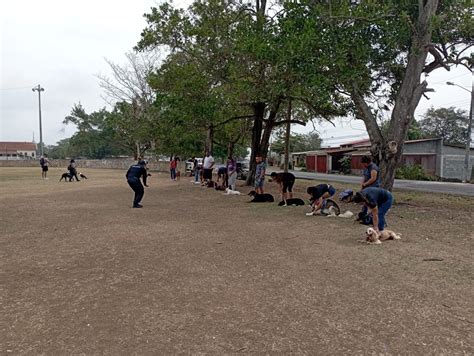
<box><xmin>419</xmin><ymin>107</ymin><xmax>469</xmax><ymax>145</ymax></box>
<box><xmin>137</xmin><ymin>0</ymin><xmax>347</xmax><ymax>184</ymax></box>
<box><xmin>98</xmin><ymin>52</ymin><xmax>160</xmax><ymax>159</ymax></box>
<box><xmin>61</xmin><ymin>104</ymin><xmax>129</xmax><ymax>158</ymax></box>
<box><xmin>281</xmin><ymin>0</ymin><xmax>472</xmax><ymax>190</ymax></box>
<box><xmin>271</xmin><ymin>131</ymin><xmax>322</xmax><ymax>155</ymax></box>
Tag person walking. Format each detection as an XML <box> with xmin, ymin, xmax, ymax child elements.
<box><xmin>226</xmin><ymin>155</ymin><xmax>237</xmax><ymax>191</ymax></box>
<box><xmin>68</xmin><ymin>159</ymin><xmax>80</xmax><ymax>181</ymax></box>
<box><xmin>353</xmin><ymin>187</ymin><xmax>393</xmax><ymax>233</ymax></box>
<box><xmin>254</xmin><ymin>155</ymin><xmax>266</xmax><ymax>194</ymax></box>
<box><xmin>126</xmin><ymin>160</ymin><xmax>149</xmax><ymax>208</ymax></box>
<box><xmin>40</xmin><ymin>155</ymin><xmax>50</xmax><ymax>179</ymax></box>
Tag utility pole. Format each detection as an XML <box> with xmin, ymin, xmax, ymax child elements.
<box><xmin>447</xmin><ymin>80</ymin><xmax>473</xmax><ymax>183</ymax></box>
<box><xmin>284</xmin><ymin>99</ymin><xmax>292</xmax><ymax>173</ymax></box>
<box><xmin>32</xmin><ymin>85</ymin><xmax>45</xmax><ymax>156</ymax></box>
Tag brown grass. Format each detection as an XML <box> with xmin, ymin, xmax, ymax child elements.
<box><xmin>1</xmin><ymin>167</ymin><xmax>473</xmax><ymax>354</ymax></box>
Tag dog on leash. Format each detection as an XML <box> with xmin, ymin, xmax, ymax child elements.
<box><xmin>364</xmin><ymin>227</ymin><xmax>402</xmax><ymax>245</ymax></box>
<box><xmin>278</xmin><ymin>198</ymin><xmax>305</xmax><ymax>206</ymax></box>
<box><xmin>79</xmin><ymin>172</ymin><xmax>88</xmax><ymax>179</ymax></box>
<box><xmin>59</xmin><ymin>172</ymin><xmax>71</xmax><ymax>182</ymax></box>
<box><xmin>248</xmin><ymin>190</ymin><xmax>274</xmax><ymax>202</ymax></box>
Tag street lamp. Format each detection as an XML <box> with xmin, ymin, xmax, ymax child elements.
<box><xmin>446</xmin><ymin>80</ymin><xmax>473</xmax><ymax>183</ymax></box>
<box><xmin>32</xmin><ymin>85</ymin><xmax>45</xmax><ymax>156</ymax></box>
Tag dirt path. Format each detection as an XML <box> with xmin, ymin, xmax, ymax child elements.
<box><xmin>1</xmin><ymin>168</ymin><xmax>473</xmax><ymax>354</ymax></box>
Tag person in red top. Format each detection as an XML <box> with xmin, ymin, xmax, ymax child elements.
<box><xmin>169</xmin><ymin>157</ymin><xmax>177</xmax><ymax>181</ymax></box>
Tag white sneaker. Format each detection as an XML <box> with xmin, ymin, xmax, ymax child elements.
<box><xmin>305</xmin><ymin>212</ymin><xmax>314</xmax><ymax>216</ymax></box>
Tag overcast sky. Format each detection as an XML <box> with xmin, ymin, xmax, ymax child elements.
<box><xmin>1</xmin><ymin>1</ymin><xmax>472</xmax><ymax>147</ymax></box>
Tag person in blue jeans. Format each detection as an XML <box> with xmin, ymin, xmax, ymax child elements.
<box><xmin>353</xmin><ymin>187</ymin><xmax>393</xmax><ymax>233</ymax></box>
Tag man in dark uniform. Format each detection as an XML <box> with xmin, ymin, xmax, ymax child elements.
<box><xmin>126</xmin><ymin>160</ymin><xmax>149</xmax><ymax>208</ymax></box>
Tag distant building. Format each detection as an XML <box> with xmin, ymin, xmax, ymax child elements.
<box><xmin>296</xmin><ymin>138</ymin><xmax>473</xmax><ymax>180</ymax></box>
<box><xmin>0</xmin><ymin>142</ymin><xmax>37</xmax><ymax>160</ymax></box>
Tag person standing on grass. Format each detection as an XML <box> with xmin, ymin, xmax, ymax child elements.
<box><xmin>170</xmin><ymin>157</ymin><xmax>177</xmax><ymax>181</ymax></box>
<box><xmin>126</xmin><ymin>160</ymin><xmax>149</xmax><ymax>208</ymax></box>
<box><xmin>40</xmin><ymin>155</ymin><xmax>50</xmax><ymax>179</ymax></box>
<box><xmin>353</xmin><ymin>187</ymin><xmax>393</xmax><ymax>233</ymax></box>
<box><xmin>192</xmin><ymin>157</ymin><xmax>200</xmax><ymax>183</ymax></box>
<box><xmin>202</xmin><ymin>151</ymin><xmax>215</xmax><ymax>183</ymax></box>
<box><xmin>227</xmin><ymin>155</ymin><xmax>237</xmax><ymax>191</ymax></box>
<box><xmin>174</xmin><ymin>156</ymin><xmax>181</xmax><ymax>181</ymax></box>
<box><xmin>254</xmin><ymin>155</ymin><xmax>266</xmax><ymax>194</ymax></box>
<box><xmin>359</xmin><ymin>155</ymin><xmax>380</xmax><ymax>216</ymax></box>
<box><xmin>270</xmin><ymin>171</ymin><xmax>296</xmax><ymax>203</ymax></box>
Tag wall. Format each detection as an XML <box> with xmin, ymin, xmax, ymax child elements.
<box><xmin>0</xmin><ymin>158</ymin><xmax>186</xmax><ymax>172</ymax></box>
<box><xmin>440</xmin><ymin>145</ymin><xmax>474</xmax><ymax>180</ymax></box>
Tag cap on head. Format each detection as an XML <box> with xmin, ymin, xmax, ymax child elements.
<box><xmin>138</xmin><ymin>160</ymin><xmax>147</xmax><ymax>165</ymax></box>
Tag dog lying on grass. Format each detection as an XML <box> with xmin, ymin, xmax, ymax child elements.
<box><xmin>248</xmin><ymin>190</ymin><xmax>274</xmax><ymax>202</ymax></box>
<box><xmin>278</xmin><ymin>198</ymin><xmax>305</xmax><ymax>206</ymax></box>
<box><xmin>224</xmin><ymin>187</ymin><xmax>241</xmax><ymax>195</ymax></box>
<box><xmin>364</xmin><ymin>227</ymin><xmax>402</xmax><ymax>245</ymax></box>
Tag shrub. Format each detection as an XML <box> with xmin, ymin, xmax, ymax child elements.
<box><xmin>338</xmin><ymin>156</ymin><xmax>351</xmax><ymax>175</ymax></box>
<box><xmin>396</xmin><ymin>164</ymin><xmax>430</xmax><ymax>180</ymax></box>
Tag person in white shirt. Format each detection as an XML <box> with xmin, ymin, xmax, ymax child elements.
<box><xmin>202</xmin><ymin>152</ymin><xmax>215</xmax><ymax>182</ymax></box>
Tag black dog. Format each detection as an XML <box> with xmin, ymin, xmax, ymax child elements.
<box><xmin>79</xmin><ymin>173</ymin><xmax>88</xmax><ymax>179</ymax></box>
<box><xmin>278</xmin><ymin>198</ymin><xmax>305</xmax><ymax>206</ymax></box>
<box><xmin>248</xmin><ymin>190</ymin><xmax>274</xmax><ymax>202</ymax></box>
<box><xmin>59</xmin><ymin>172</ymin><xmax>71</xmax><ymax>182</ymax></box>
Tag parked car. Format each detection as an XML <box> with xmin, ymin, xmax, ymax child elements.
<box><xmin>186</xmin><ymin>158</ymin><xmax>203</xmax><ymax>174</ymax></box>
<box><xmin>236</xmin><ymin>161</ymin><xmax>249</xmax><ymax>180</ymax></box>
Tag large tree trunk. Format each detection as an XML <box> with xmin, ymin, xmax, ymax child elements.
<box><xmin>246</xmin><ymin>103</ymin><xmax>266</xmax><ymax>185</ymax></box>
<box><xmin>205</xmin><ymin>125</ymin><xmax>214</xmax><ymax>155</ymax></box>
<box><xmin>351</xmin><ymin>0</ymin><xmax>439</xmax><ymax>191</ymax></box>
<box><xmin>284</xmin><ymin>100</ymin><xmax>292</xmax><ymax>173</ymax></box>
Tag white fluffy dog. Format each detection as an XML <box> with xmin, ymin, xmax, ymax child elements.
<box><xmin>224</xmin><ymin>188</ymin><xmax>241</xmax><ymax>195</ymax></box>
<box><xmin>365</xmin><ymin>227</ymin><xmax>402</xmax><ymax>245</ymax></box>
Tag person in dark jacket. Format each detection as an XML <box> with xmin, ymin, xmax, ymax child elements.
<box><xmin>353</xmin><ymin>187</ymin><xmax>393</xmax><ymax>233</ymax></box>
<box><xmin>270</xmin><ymin>172</ymin><xmax>296</xmax><ymax>203</ymax></box>
<box><xmin>68</xmin><ymin>159</ymin><xmax>80</xmax><ymax>181</ymax></box>
<box><xmin>126</xmin><ymin>160</ymin><xmax>149</xmax><ymax>208</ymax></box>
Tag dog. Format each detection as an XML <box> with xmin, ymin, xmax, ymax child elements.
<box><xmin>278</xmin><ymin>198</ymin><xmax>305</xmax><ymax>206</ymax></box>
<box><xmin>326</xmin><ymin>206</ymin><xmax>354</xmax><ymax>218</ymax></box>
<box><xmin>248</xmin><ymin>190</ymin><xmax>274</xmax><ymax>202</ymax></box>
<box><xmin>364</xmin><ymin>227</ymin><xmax>401</xmax><ymax>245</ymax></box>
<box><xmin>59</xmin><ymin>172</ymin><xmax>71</xmax><ymax>182</ymax></box>
<box><xmin>79</xmin><ymin>172</ymin><xmax>88</xmax><ymax>179</ymax></box>
<box><xmin>224</xmin><ymin>187</ymin><xmax>241</xmax><ymax>195</ymax></box>
<box><xmin>176</xmin><ymin>171</ymin><xmax>181</xmax><ymax>181</ymax></box>
<box><xmin>214</xmin><ymin>184</ymin><xmax>226</xmax><ymax>191</ymax></box>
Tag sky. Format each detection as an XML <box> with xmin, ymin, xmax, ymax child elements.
<box><xmin>1</xmin><ymin>1</ymin><xmax>472</xmax><ymax>147</ymax></box>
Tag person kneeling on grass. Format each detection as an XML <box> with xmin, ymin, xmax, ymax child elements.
<box><xmin>353</xmin><ymin>187</ymin><xmax>393</xmax><ymax>233</ymax></box>
<box><xmin>306</xmin><ymin>184</ymin><xmax>336</xmax><ymax>216</ymax></box>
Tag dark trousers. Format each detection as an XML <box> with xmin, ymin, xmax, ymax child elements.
<box><xmin>377</xmin><ymin>192</ymin><xmax>393</xmax><ymax>231</ymax></box>
<box><xmin>128</xmin><ymin>178</ymin><xmax>144</xmax><ymax>206</ymax></box>
<box><xmin>170</xmin><ymin>168</ymin><xmax>176</xmax><ymax>180</ymax></box>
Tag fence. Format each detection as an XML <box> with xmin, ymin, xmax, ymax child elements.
<box><xmin>0</xmin><ymin>158</ymin><xmax>186</xmax><ymax>172</ymax></box>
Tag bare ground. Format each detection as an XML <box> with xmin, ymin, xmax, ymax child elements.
<box><xmin>1</xmin><ymin>167</ymin><xmax>473</xmax><ymax>354</ymax></box>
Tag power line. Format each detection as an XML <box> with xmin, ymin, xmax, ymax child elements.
<box><xmin>0</xmin><ymin>86</ymin><xmax>34</xmax><ymax>91</ymax></box>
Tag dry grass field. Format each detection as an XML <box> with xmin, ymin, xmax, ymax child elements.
<box><xmin>1</xmin><ymin>167</ymin><xmax>473</xmax><ymax>354</ymax></box>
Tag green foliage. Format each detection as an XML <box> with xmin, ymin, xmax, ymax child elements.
<box><xmin>419</xmin><ymin>107</ymin><xmax>469</xmax><ymax>145</ymax></box>
<box><xmin>271</xmin><ymin>131</ymin><xmax>322</xmax><ymax>155</ymax></box>
<box><xmin>395</xmin><ymin>164</ymin><xmax>430</xmax><ymax>181</ymax></box>
<box><xmin>338</xmin><ymin>156</ymin><xmax>352</xmax><ymax>175</ymax></box>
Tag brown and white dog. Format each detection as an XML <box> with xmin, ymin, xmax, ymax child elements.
<box><xmin>365</xmin><ymin>227</ymin><xmax>401</xmax><ymax>245</ymax></box>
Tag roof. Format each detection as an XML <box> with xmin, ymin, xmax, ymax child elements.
<box><xmin>0</xmin><ymin>142</ymin><xmax>37</xmax><ymax>151</ymax></box>
<box><xmin>405</xmin><ymin>138</ymin><xmax>442</xmax><ymax>144</ymax></box>
<box><xmin>340</xmin><ymin>138</ymin><xmax>371</xmax><ymax>147</ymax></box>
<box><xmin>291</xmin><ymin>150</ymin><xmax>327</xmax><ymax>155</ymax></box>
